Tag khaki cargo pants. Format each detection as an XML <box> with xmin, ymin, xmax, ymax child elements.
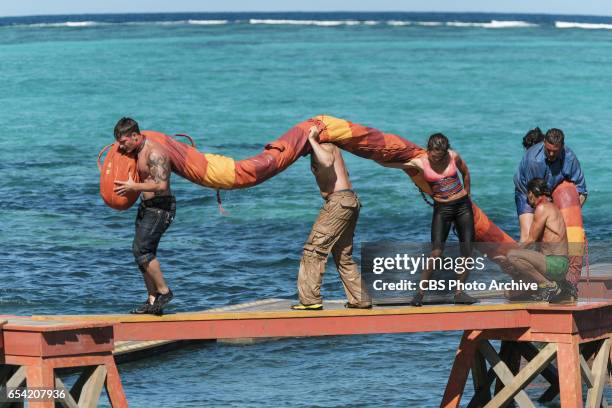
<box><xmin>297</xmin><ymin>190</ymin><xmax>370</xmax><ymax>306</ymax></box>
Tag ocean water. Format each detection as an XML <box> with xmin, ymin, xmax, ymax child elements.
<box><xmin>0</xmin><ymin>11</ymin><xmax>611</xmax><ymax>407</ymax></box>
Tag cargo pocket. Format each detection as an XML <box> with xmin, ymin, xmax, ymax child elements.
<box><xmin>336</xmin><ymin>196</ymin><xmax>358</xmax><ymax>220</ymax></box>
<box><xmin>305</xmin><ymin>225</ymin><xmax>336</xmax><ymax>256</ymax></box>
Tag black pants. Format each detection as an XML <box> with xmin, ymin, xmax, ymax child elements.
<box><xmin>431</xmin><ymin>195</ymin><xmax>474</xmax><ymax>257</ymax></box>
<box><xmin>132</xmin><ymin>196</ymin><xmax>176</xmax><ymax>267</ymax></box>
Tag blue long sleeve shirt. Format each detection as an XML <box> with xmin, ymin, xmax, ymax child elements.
<box><xmin>513</xmin><ymin>142</ymin><xmax>587</xmax><ymax>201</ymax></box>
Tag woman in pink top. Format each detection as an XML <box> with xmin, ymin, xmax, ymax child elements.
<box><xmin>384</xmin><ymin>133</ymin><xmax>477</xmax><ymax>306</ymax></box>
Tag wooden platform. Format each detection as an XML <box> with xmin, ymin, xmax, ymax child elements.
<box><xmin>26</xmin><ymin>298</ymin><xmax>611</xmax><ymax>342</ymax></box>
<box><xmin>1</xmin><ymin>298</ymin><xmax>610</xmax><ymax>407</ymax></box>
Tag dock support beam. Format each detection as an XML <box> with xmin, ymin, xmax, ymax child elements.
<box><xmin>442</xmin><ymin>330</ymin><xmax>611</xmax><ymax>408</ymax></box>
<box><xmin>0</xmin><ymin>355</ymin><xmax>128</xmax><ymax>408</ymax></box>
<box><xmin>0</xmin><ymin>321</ymin><xmax>127</xmax><ymax>407</ymax></box>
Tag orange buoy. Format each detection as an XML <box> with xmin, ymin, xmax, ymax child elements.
<box><xmin>98</xmin><ymin>143</ymin><xmax>140</xmax><ymax>211</ymax></box>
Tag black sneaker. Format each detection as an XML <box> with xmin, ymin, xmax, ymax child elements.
<box><xmin>562</xmin><ymin>281</ymin><xmax>579</xmax><ymax>299</ymax></box>
<box><xmin>344</xmin><ymin>302</ymin><xmax>373</xmax><ymax>309</ymax></box>
<box><xmin>152</xmin><ymin>289</ymin><xmax>174</xmax><ymax>315</ymax></box>
<box><xmin>410</xmin><ymin>292</ymin><xmax>424</xmax><ymax>307</ymax></box>
<box><xmin>549</xmin><ymin>281</ymin><xmax>577</xmax><ymax>303</ymax></box>
<box><xmin>130</xmin><ymin>301</ymin><xmax>157</xmax><ymax>315</ymax></box>
<box><xmin>454</xmin><ymin>291</ymin><xmax>479</xmax><ymax>305</ymax></box>
<box><xmin>533</xmin><ymin>282</ymin><xmax>560</xmax><ymax>302</ymax></box>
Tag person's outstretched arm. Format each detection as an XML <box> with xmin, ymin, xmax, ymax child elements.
<box><xmin>308</xmin><ymin>126</ymin><xmax>334</xmax><ymax>167</ymax></box>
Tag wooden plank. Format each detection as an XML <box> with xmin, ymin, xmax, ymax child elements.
<box><xmin>479</xmin><ymin>340</ymin><xmax>536</xmax><ymax>408</ymax></box>
<box><xmin>113</xmin><ymin>310</ymin><xmax>531</xmax><ymax>342</ymax></box>
<box><xmin>31</xmin><ymin>301</ymin><xmax>538</xmax><ymax>323</ymax></box>
<box><xmin>78</xmin><ymin>365</ymin><xmax>107</xmax><ymax>408</ymax></box>
<box><xmin>493</xmin><ymin>341</ymin><xmax>522</xmax><ymax>408</ymax></box>
<box><xmin>515</xmin><ymin>342</ymin><xmax>560</xmax><ymax>403</ymax></box>
<box><xmin>585</xmin><ymin>338</ymin><xmax>611</xmax><ymax>408</ymax></box>
<box><xmin>5</xmin><ymin>366</ymin><xmax>26</xmax><ymax>388</ymax></box>
<box><xmin>70</xmin><ymin>366</ymin><xmax>97</xmax><ymax>402</ymax></box>
<box><xmin>480</xmin><ymin>341</ymin><xmax>558</xmax><ymax>408</ymax></box>
<box><xmin>581</xmin><ymin>354</ymin><xmax>594</xmax><ymax>388</ymax></box>
<box><xmin>54</xmin><ymin>376</ymin><xmax>79</xmax><ymax>408</ymax></box>
<box><xmin>0</xmin><ymin>367</ymin><xmax>25</xmax><ymax>408</ymax></box>
<box><xmin>113</xmin><ymin>340</ymin><xmax>176</xmax><ymax>355</ymax></box>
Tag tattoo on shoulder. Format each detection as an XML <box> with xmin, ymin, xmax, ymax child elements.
<box><xmin>147</xmin><ymin>151</ymin><xmax>170</xmax><ymax>183</ymax></box>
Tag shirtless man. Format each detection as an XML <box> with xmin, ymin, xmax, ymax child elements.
<box><xmin>501</xmin><ymin>178</ymin><xmax>575</xmax><ymax>302</ymax></box>
<box><xmin>291</xmin><ymin>126</ymin><xmax>371</xmax><ymax>310</ymax></box>
<box><xmin>113</xmin><ymin>117</ymin><xmax>175</xmax><ymax>314</ymax></box>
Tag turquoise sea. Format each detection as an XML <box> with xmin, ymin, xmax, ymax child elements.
<box><xmin>1</xmin><ymin>12</ymin><xmax>611</xmax><ymax>407</ymax></box>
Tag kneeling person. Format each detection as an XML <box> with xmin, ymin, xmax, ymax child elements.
<box><xmin>503</xmin><ymin>178</ymin><xmax>575</xmax><ymax>302</ymax></box>
<box><xmin>292</xmin><ymin>126</ymin><xmax>371</xmax><ymax>310</ymax></box>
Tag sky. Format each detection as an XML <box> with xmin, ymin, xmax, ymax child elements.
<box><xmin>2</xmin><ymin>0</ymin><xmax>612</xmax><ymax>17</ymax></box>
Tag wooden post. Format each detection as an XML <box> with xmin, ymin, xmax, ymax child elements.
<box><xmin>441</xmin><ymin>330</ymin><xmax>482</xmax><ymax>408</ymax></box>
<box><xmin>104</xmin><ymin>355</ymin><xmax>129</xmax><ymax>408</ymax></box>
<box><xmin>25</xmin><ymin>360</ymin><xmax>55</xmax><ymax>408</ymax></box>
<box><xmin>557</xmin><ymin>338</ymin><xmax>584</xmax><ymax>408</ymax></box>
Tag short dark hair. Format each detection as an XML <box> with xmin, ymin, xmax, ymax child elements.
<box><xmin>545</xmin><ymin>128</ymin><xmax>564</xmax><ymax>146</ymax></box>
<box><xmin>114</xmin><ymin>117</ymin><xmax>140</xmax><ymax>140</ymax></box>
<box><xmin>527</xmin><ymin>178</ymin><xmax>551</xmax><ymax>197</ymax></box>
<box><xmin>522</xmin><ymin>127</ymin><xmax>544</xmax><ymax>149</ymax></box>
<box><xmin>427</xmin><ymin>133</ymin><xmax>450</xmax><ymax>152</ymax></box>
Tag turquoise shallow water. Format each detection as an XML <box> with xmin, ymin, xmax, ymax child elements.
<box><xmin>0</xmin><ymin>12</ymin><xmax>611</xmax><ymax>407</ymax></box>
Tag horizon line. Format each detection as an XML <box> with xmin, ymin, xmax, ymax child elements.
<box><xmin>2</xmin><ymin>10</ymin><xmax>612</xmax><ymax>19</ymax></box>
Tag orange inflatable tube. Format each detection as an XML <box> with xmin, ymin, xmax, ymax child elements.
<box><xmin>97</xmin><ymin>116</ymin><xmax>515</xmax><ymax>249</ymax></box>
<box><xmin>98</xmin><ymin>143</ymin><xmax>140</xmax><ymax>211</ymax></box>
<box><xmin>552</xmin><ymin>181</ymin><xmax>585</xmax><ymax>285</ymax></box>
<box><xmin>96</xmin><ymin>116</ymin><xmax>523</xmax><ymax>262</ymax></box>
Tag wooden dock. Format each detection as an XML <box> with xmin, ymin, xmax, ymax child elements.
<box><xmin>0</xmin><ymin>296</ymin><xmax>610</xmax><ymax>408</ymax></box>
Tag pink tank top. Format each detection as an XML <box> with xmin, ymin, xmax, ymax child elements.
<box><xmin>420</xmin><ymin>152</ymin><xmax>464</xmax><ymax>200</ymax></box>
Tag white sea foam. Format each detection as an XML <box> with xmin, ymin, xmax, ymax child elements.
<box><xmin>9</xmin><ymin>18</ymin><xmax>569</xmax><ymax>30</ymax></box>
<box><xmin>187</xmin><ymin>19</ymin><xmax>229</xmax><ymax>25</ymax></box>
<box><xmin>416</xmin><ymin>21</ymin><xmax>443</xmax><ymax>26</ymax></box>
<box><xmin>248</xmin><ymin>19</ymin><xmax>359</xmax><ymax>26</ymax></box>
<box><xmin>387</xmin><ymin>21</ymin><xmax>411</xmax><ymax>26</ymax></box>
<box><xmin>26</xmin><ymin>21</ymin><xmax>102</xmax><ymax>28</ymax></box>
<box><xmin>555</xmin><ymin>21</ymin><xmax>612</xmax><ymax>30</ymax></box>
<box><xmin>447</xmin><ymin>20</ymin><xmax>536</xmax><ymax>28</ymax></box>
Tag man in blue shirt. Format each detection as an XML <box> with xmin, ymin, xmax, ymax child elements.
<box><xmin>514</xmin><ymin>128</ymin><xmax>587</xmax><ymax>241</ymax></box>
